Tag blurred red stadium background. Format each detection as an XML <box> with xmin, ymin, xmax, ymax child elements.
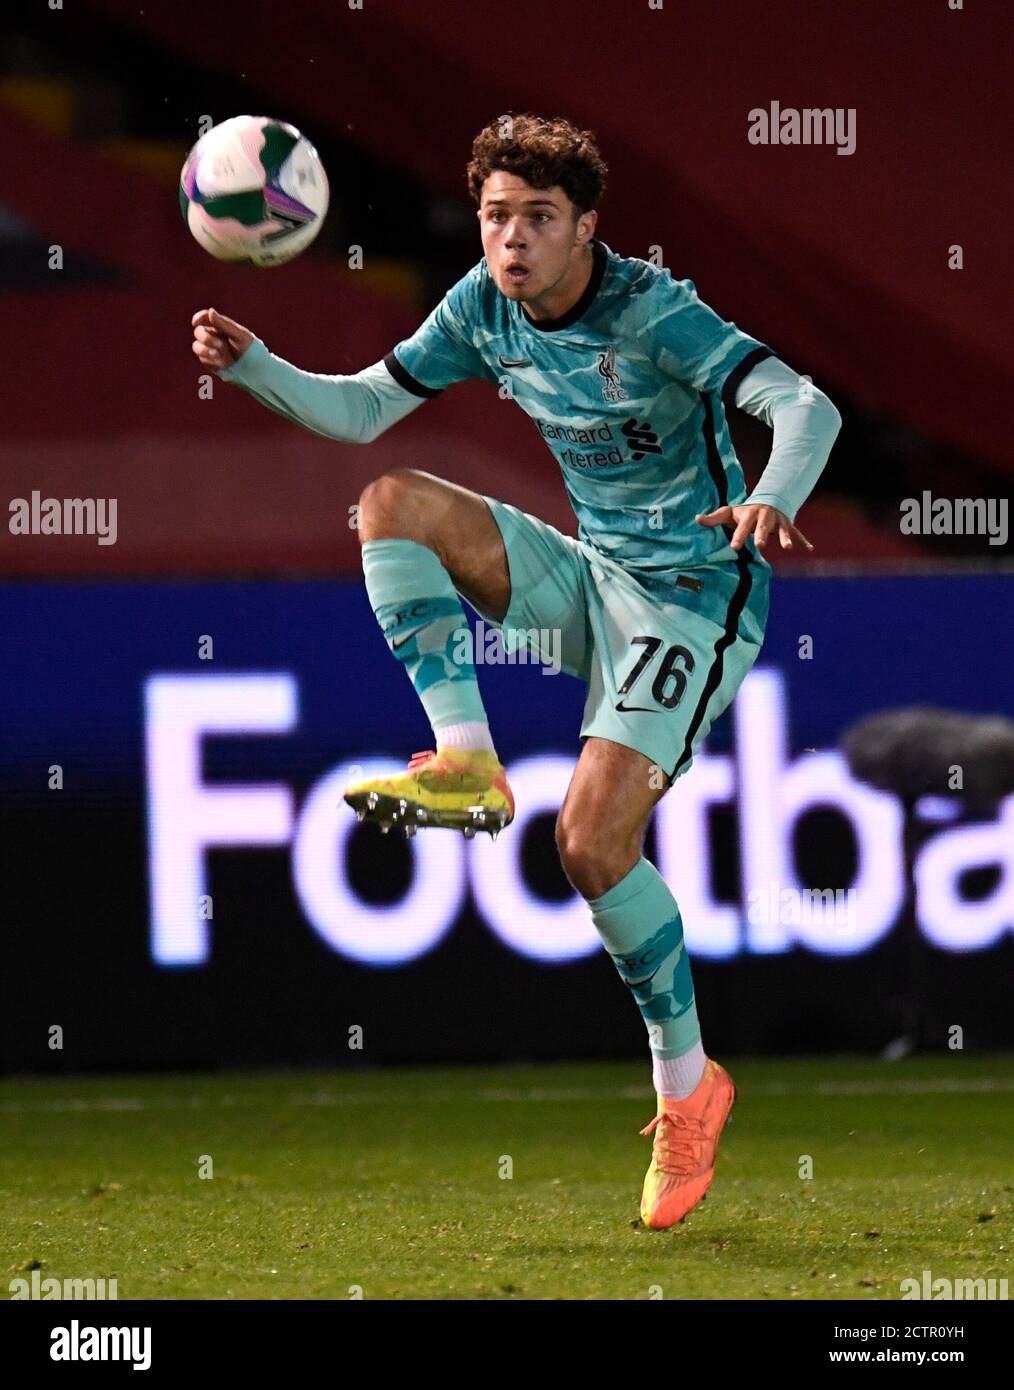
<box><xmin>2</xmin><ymin>0</ymin><xmax>1011</xmax><ymax>576</ymax></box>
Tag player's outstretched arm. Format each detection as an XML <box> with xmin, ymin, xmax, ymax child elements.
<box><xmin>189</xmin><ymin>307</ymin><xmax>426</xmax><ymax>444</ymax></box>
<box><xmin>638</xmin><ymin>271</ymin><xmax>840</xmax><ymax>555</ymax></box>
<box><xmin>715</xmin><ymin>354</ymin><xmax>842</xmax><ymax>551</ymax></box>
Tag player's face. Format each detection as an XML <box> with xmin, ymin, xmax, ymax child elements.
<box><xmin>478</xmin><ymin>172</ymin><xmax>594</xmax><ymax>304</ymax></box>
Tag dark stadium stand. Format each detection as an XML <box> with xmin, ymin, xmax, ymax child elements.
<box><xmin>3</xmin><ymin>0</ymin><xmax>1010</xmax><ymax>575</ymax></box>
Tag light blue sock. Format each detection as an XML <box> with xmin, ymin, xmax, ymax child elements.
<box><xmin>589</xmin><ymin>858</ymin><xmax>702</xmax><ymax>1061</ymax></box>
<box><xmin>361</xmin><ymin>538</ymin><xmax>488</xmax><ymax>733</ymax></box>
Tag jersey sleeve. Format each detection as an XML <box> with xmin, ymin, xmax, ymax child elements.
<box><xmin>734</xmin><ymin>356</ymin><xmax>842</xmax><ymax>521</ymax></box>
<box><xmin>385</xmin><ymin>265</ymin><xmax>494</xmax><ymax>396</ymax></box>
<box><xmin>638</xmin><ymin>270</ymin><xmax>770</xmax><ymax>395</ymax></box>
<box><xmin>219</xmin><ymin>338</ymin><xmax>427</xmax><ymax>443</ymax></box>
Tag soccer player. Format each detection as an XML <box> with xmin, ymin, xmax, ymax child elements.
<box><xmin>191</xmin><ymin>113</ymin><xmax>840</xmax><ymax>1229</ymax></box>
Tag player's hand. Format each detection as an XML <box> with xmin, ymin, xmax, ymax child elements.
<box><xmin>694</xmin><ymin>503</ymin><xmax>813</xmax><ymax>553</ymax></box>
<box><xmin>191</xmin><ymin>308</ymin><xmax>254</xmax><ymax>370</ymax></box>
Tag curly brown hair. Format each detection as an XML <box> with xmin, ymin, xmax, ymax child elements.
<box><xmin>466</xmin><ymin>112</ymin><xmax>607</xmax><ymax>216</ymax></box>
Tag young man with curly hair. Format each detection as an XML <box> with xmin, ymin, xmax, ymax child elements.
<box><xmin>192</xmin><ymin>112</ymin><xmax>840</xmax><ymax>1229</ymax></box>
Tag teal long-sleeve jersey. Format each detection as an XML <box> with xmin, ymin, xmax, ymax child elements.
<box><xmin>220</xmin><ymin>237</ymin><xmax>841</xmax><ymax>575</ymax></box>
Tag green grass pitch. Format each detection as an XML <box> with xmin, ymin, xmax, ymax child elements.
<box><xmin>2</xmin><ymin>1055</ymin><xmax>1011</xmax><ymax>1300</ymax></box>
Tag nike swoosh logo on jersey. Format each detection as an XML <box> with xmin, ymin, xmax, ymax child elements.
<box><xmin>497</xmin><ymin>355</ymin><xmax>532</xmax><ymax>368</ymax></box>
<box><xmin>614</xmin><ymin>700</ymin><xmax>659</xmax><ymax>714</ymax></box>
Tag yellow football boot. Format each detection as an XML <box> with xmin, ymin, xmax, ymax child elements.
<box><xmin>639</xmin><ymin>1057</ymin><xmax>736</xmax><ymax>1229</ymax></box>
<box><xmin>344</xmin><ymin>747</ymin><xmax>514</xmax><ymax>839</ymax></box>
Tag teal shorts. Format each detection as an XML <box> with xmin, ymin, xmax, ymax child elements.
<box><xmin>472</xmin><ymin>495</ymin><xmax>771</xmax><ymax>785</ymax></box>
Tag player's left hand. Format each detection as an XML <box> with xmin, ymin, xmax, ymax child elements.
<box><xmin>695</xmin><ymin>503</ymin><xmax>813</xmax><ymax>553</ymax></box>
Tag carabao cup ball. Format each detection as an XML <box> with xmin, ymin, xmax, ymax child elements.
<box><xmin>180</xmin><ymin>115</ymin><xmax>329</xmax><ymax>266</ymax></box>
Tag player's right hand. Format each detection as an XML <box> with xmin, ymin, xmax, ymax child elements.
<box><xmin>191</xmin><ymin>308</ymin><xmax>254</xmax><ymax>369</ymax></box>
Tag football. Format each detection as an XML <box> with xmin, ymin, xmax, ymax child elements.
<box><xmin>179</xmin><ymin>114</ymin><xmax>329</xmax><ymax>266</ymax></box>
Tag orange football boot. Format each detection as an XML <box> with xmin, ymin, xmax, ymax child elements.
<box><xmin>639</xmin><ymin>1057</ymin><xmax>736</xmax><ymax>1229</ymax></box>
